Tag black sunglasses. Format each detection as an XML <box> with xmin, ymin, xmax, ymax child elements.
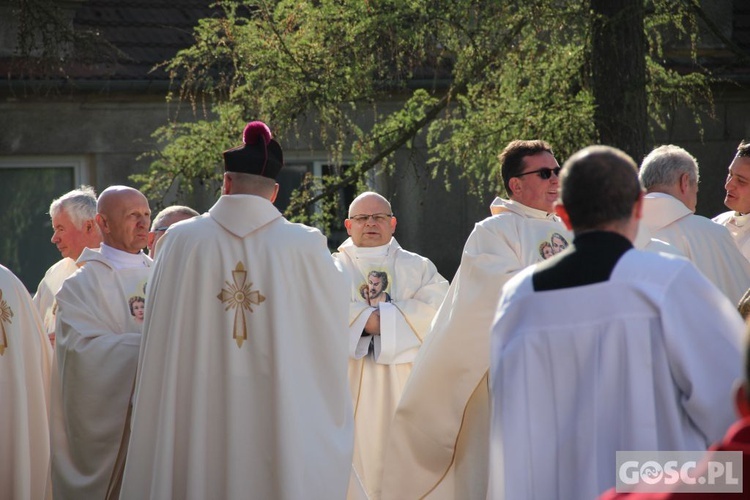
<box><xmin>515</xmin><ymin>167</ymin><xmax>561</xmax><ymax>180</ymax></box>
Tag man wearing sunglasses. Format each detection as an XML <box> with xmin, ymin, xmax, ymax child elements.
<box><xmin>334</xmin><ymin>191</ymin><xmax>448</xmax><ymax>499</ymax></box>
<box><xmin>489</xmin><ymin>145</ymin><xmax>743</xmax><ymax>499</ymax></box>
<box><xmin>636</xmin><ymin>144</ymin><xmax>750</xmax><ymax>304</ymax></box>
<box><xmin>383</xmin><ymin>140</ymin><xmax>571</xmax><ymax>500</ymax></box>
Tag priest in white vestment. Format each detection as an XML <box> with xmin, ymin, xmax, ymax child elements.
<box><xmin>0</xmin><ymin>263</ymin><xmax>53</xmax><ymax>500</ymax></box>
<box><xmin>50</xmin><ymin>186</ymin><xmax>152</xmax><ymax>500</ymax></box>
<box><xmin>382</xmin><ymin>140</ymin><xmax>572</xmax><ymax>500</ymax></box>
<box><xmin>489</xmin><ymin>145</ymin><xmax>744</xmax><ymax>500</ymax></box>
<box><xmin>33</xmin><ymin>186</ymin><xmax>101</xmax><ymax>345</ymax></box>
<box><xmin>120</xmin><ymin>121</ymin><xmax>354</xmax><ymax>500</ymax></box>
<box><xmin>714</xmin><ymin>141</ymin><xmax>750</xmax><ymax>262</ymax></box>
<box><xmin>333</xmin><ymin>191</ymin><xmax>449</xmax><ymax>499</ymax></box>
<box><xmin>635</xmin><ymin>145</ymin><xmax>750</xmax><ymax>304</ymax></box>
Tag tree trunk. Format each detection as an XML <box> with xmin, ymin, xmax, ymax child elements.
<box><xmin>590</xmin><ymin>0</ymin><xmax>647</xmax><ymax>162</ymax></box>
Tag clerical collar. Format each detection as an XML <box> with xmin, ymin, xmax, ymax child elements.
<box><xmin>353</xmin><ymin>241</ymin><xmax>390</xmax><ymax>259</ymax></box>
<box><xmin>733</xmin><ymin>212</ymin><xmax>750</xmax><ymax>226</ymax></box>
<box><xmin>100</xmin><ymin>243</ymin><xmax>150</xmax><ymax>270</ymax></box>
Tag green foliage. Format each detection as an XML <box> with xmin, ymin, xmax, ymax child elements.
<box><xmin>134</xmin><ymin>0</ymin><xmax>714</xmax><ymax>228</ymax></box>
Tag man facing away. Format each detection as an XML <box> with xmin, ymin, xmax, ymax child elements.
<box><xmin>146</xmin><ymin>204</ymin><xmax>199</xmax><ymax>258</ymax></box>
<box><xmin>332</xmin><ymin>191</ymin><xmax>448</xmax><ymax>499</ymax></box>
<box><xmin>49</xmin><ymin>185</ymin><xmax>152</xmax><ymax>500</ymax></box>
<box><xmin>635</xmin><ymin>144</ymin><xmax>750</xmax><ymax>304</ymax></box>
<box><xmin>0</xmin><ymin>263</ymin><xmax>53</xmax><ymax>500</ymax></box>
<box><xmin>714</xmin><ymin>140</ymin><xmax>750</xmax><ymax>261</ymax></box>
<box><xmin>33</xmin><ymin>186</ymin><xmax>102</xmax><ymax>345</ymax></box>
<box><xmin>489</xmin><ymin>145</ymin><xmax>744</xmax><ymax>500</ymax></box>
<box><xmin>120</xmin><ymin>121</ymin><xmax>354</xmax><ymax>500</ymax></box>
<box><xmin>382</xmin><ymin>140</ymin><xmax>572</xmax><ymax>500</ymax></box>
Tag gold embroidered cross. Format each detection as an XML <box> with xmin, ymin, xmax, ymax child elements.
<box><xmin>217</xmin><ymin>262</ymin><xmax>265</xmax><ymax>348</ymax></box>
<box><xmin>0</xmin><ymin>289</ymin><xmax>13</xmax><ymax>356</ymax></box>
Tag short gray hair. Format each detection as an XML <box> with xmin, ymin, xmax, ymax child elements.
<box><xmin>49</xmin><ymin>186</ymin><xmax>98</xmax><ymax>228</ymax></box>
<box><xmin>639</xmin><ymin>145</ymin><xmax>699</xmax><ymax>190</ymax></box>
<box><xmin>151</xmin><ymin>205</ymin><xmax>199</xmax><ymax>231</ymax></box>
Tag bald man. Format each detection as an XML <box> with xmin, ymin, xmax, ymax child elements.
<box><xmin>50</xmin><ymin>185</ymin><xmax>152</xmax><ymax>500</ymax></box>
<box><xmin>332</xmin><ymin>191</ymin><xmax>448</xmax><ymax>499</ymax></box>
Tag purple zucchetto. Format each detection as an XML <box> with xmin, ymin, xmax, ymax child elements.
<box><xmin>222</xmin><ymin>121</ymin><xmax>284</xmax><ymax>179</ymax></box>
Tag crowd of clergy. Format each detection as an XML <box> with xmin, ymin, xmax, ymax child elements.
<box><xmin>3</xmin><ymin>120</ymin><xmax>750</xmax><ymax>500</ymax></box>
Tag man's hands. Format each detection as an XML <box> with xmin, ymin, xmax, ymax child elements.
<box><xmin>363</xmin><ymin>308</ymin><xmax>381</xmax><ymax>335</ymax></box>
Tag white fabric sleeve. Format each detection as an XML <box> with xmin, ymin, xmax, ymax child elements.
<box><xmin>349</xmin><ymin>307</ymin><xmax>375</xmax><ymax>359</ymax></box>
<box><xmin>660</xmin><ymin>263</ymin><xmax>744</xmax><ymax>445</ymax></box>
<box><xmin>374</xmin><ymin>302</ymin><xmax>421</xmax><ymax>364</ymax></box>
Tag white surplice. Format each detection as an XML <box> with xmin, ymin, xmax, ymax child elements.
<box><xmin>636</xmin><ymin>193</ymin><xmax>750</xmax><ymax>304</ymax></box>
<box><xmin>333</xmin><ymin>237</ymin><xmax>449</xmax><ymax>500</ymax></box>
<box><xmin>0</xmin><ymin>264</ymin><xmax>53</xmax><ymax>500</ymax></box>
<box><xmin>50</xmin><ymin>247</ymin><xmax>151</xmax><ymax>500</ymax></box>
<box><xmin>381</xmin><ymin>198</ymin><xmax>571</xmax><ymax>500</ymax></box>
<box><xmin>489</xmin><ymin>250</ymin><xmax>744</xmax><ymax>500</ymax></box>
<box><xmin>120</xmin><ymin>194</ymin><xmax>354</xmax><ymax>500</ymax></box>
<box><xmin>714</xmin><ymin>210</ymin><xmax>750</xmax><ymax>262</ymax></box>
<box><xmin>33</xmin><ymin>257</ymin><xmax>78</xmax><ymax>339</ymax></box>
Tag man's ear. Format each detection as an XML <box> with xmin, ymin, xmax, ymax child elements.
<box><xmin>508</xmin><ymin>178</ymin><xmax>521</xmax><ymax>197</ymax></box>
<box><xmin>344</xmin><ymin>218</ymin><xmax>353</xmax><ymax>235</ymax></box>
<box><xmin>147</xmin><ymin>231</ymin><xmax>155</xmax><ymax>250</ymax></box>
<box><xmin>270</xmin><ymin>183</ymin><xmax>279</xmax><ymax>203</ymax></box>
<box><xmin>222</xmin><ymin>173</ymin><xmax>232</xmax><ymax>195</ymax></box>
<box><xmin>679</xmin><ymin>173</ymin><xmax>690</xmax><ymax>194</ymax></box>
<box><xmin>554</xmin><ymin>202</ymin><xmax>573</xmax><ymax>230</ymax></box>
<box><xmin>95</xmin><ymin>213</ymin><xmax>108</xmax><ymax>233</ymax></box>
<box><xmin>632</xmin><ymin>192</ymin><xmax>644</xmax><ymax>221</ymax></box>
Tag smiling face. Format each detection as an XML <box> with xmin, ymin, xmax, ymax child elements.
<box><xmin>508</xmin><ymin>151</ymin><xmax>560</xmax><ymax>213</ymax></box>
<box><xmin>50</xmin><ymin>209</ymin><xmax>98</xmax><ymax>260</ymax></box>
<box><xmin>345</xmin><ymin>193</ymin><xmax>397</xmax><ymax>247</ymax></box>
<box><xmin>724</xmin><ymin>156</ymin><xmax>750</xmax><ymax>214</ymax></box>
<box><xmin>97</xmin><ymin>187</ymin><xmax>151</xmax><ymax>254</ymax></box>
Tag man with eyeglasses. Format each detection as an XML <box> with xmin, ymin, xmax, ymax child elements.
<box><xmin>332</xmin><ymin>191</ymin><xmax>449</xmax><ymax>500</ymax></box>
<box><xmin>636</xmin><ymin>144</ymin><xmax>750</xmax><ymax>304</ymax></box>
<box><xmin>383</xmin><ymin>140</ymin><xmax>571</xmax><ymax>500</ymax></box>
<box><xmin>146</xmin><ymin>204</ymin><xmax>199</xmax><ymax>258</ymax></box>
<box><xmin>488</xmin><ymin>145</ymin><xmax>743</xmax><ymax>499</ymax></box>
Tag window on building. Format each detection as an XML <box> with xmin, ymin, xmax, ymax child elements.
<box><xmin>275</xmin><ymin>161</ymin><xmax>358</xmax><ymax>250</ymax></box>
<box><xmin>0</xmin><ymin>156</ymin><xmax>90</xmax><ymax>293</ymax></box>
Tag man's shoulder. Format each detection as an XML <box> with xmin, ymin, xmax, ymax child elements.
<box><xmin>713</xmin><ymin>210</ymin><xmax>733</xmax><ymax>224</ymax></box>
<box><xmin>615</xmin><ymin>248</ymin><xmax>694</xmax><ymax>287</ymax></box>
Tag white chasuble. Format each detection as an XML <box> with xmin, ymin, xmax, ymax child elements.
<box><xmin>489</xmin><ymin>250</ymin><xmax>744</xmax><ymax>500</ymax></box>
<box><xmin>381</xmin><ymin>198</ymin><xmax>571</xmax><ymax>500</ymax></box>
<box><xmin>50</xmin><ymin>248</ymin><xmax>151</xmax><ymax>500</ymax></box>
<box><xmin>636</xmin><ymin>193</ymin><xmax>750</xmax><ymax>304</ymax></box>
<box><xmin>32</xmin><ymin>257</ymin><xmax>78</xmax><ymax>340</ymax></box>
<box><xmin>120</xmin><ymin>194</ymin><xmax>354</xmax><ymax>500</ymax></box>
<box><xmin>333</xmin><ymin>237</ymin><xmax>449</xmax><ymax>500</ymax></box>
<box><xmin>0</xmin><ymin>264</ymin><xmax>53</xmax><ymax>500</ymax></box>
